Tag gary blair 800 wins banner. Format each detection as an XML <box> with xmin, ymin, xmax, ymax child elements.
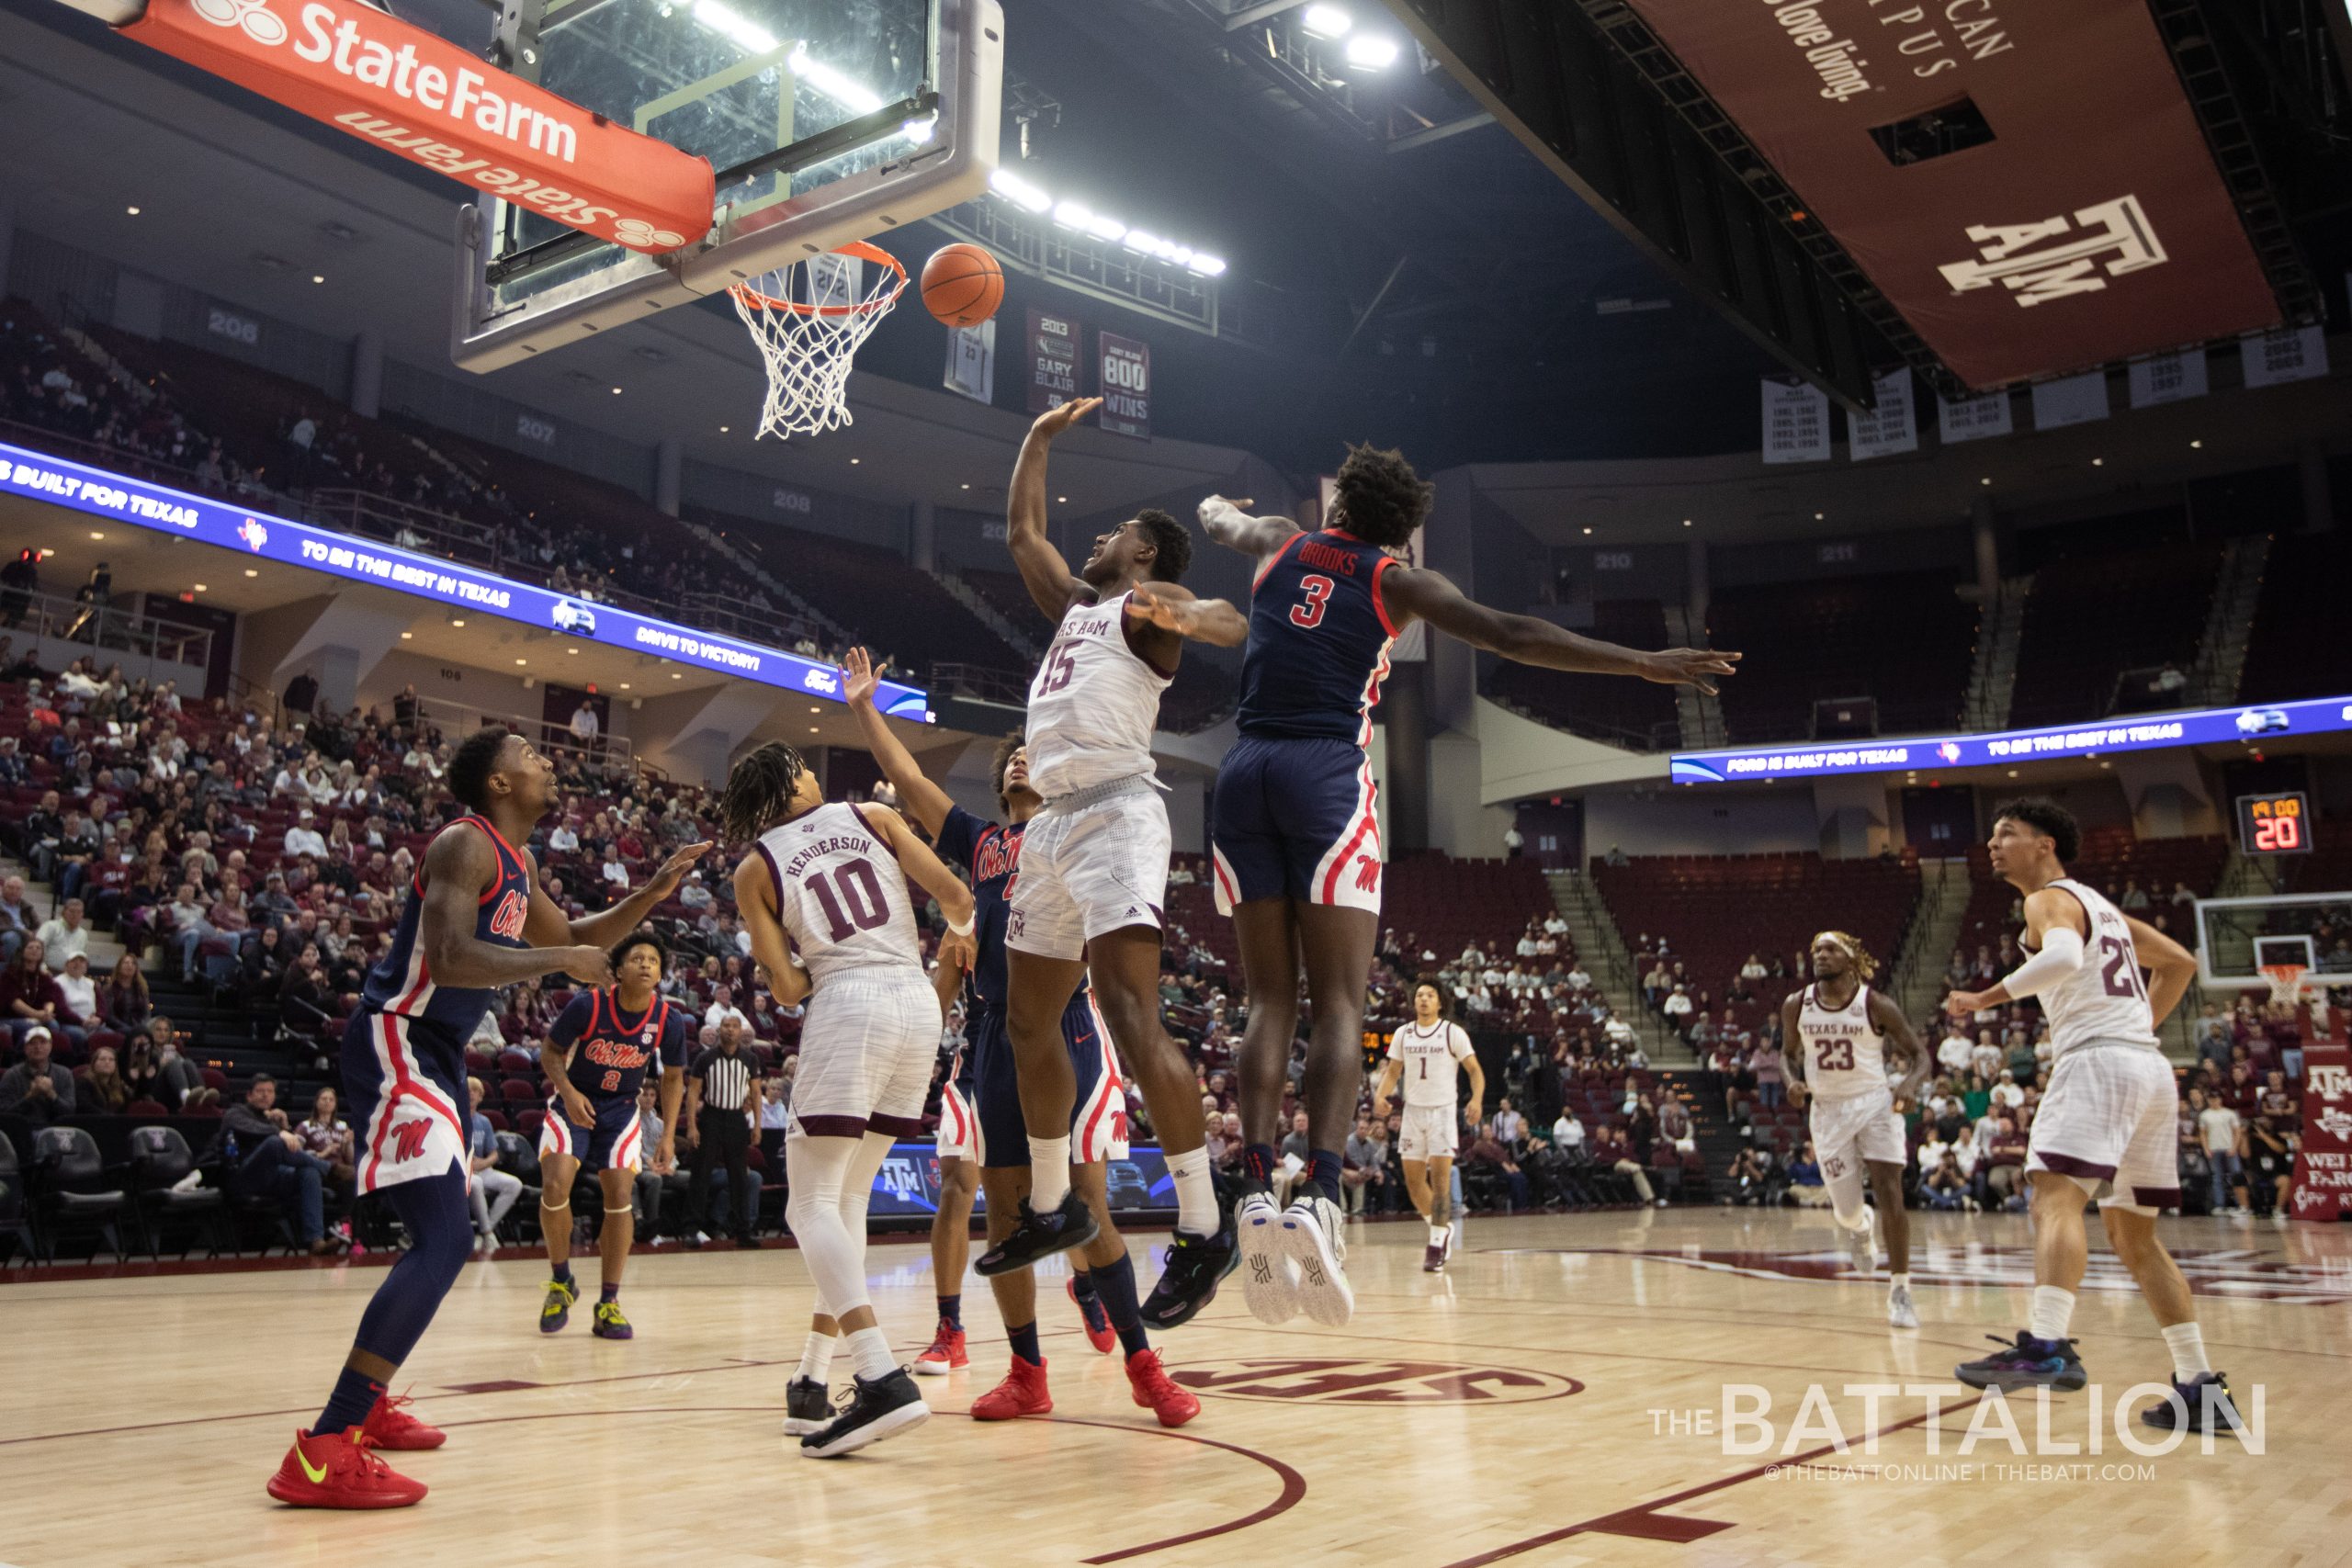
<box><xmin>1098</xmin><ymin>331</ymin><xmax>1150</xmax><ymax>440</ymax></box>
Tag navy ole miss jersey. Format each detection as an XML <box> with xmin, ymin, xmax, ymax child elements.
<box><xmin>933</xmin><ymin>803</ymin><xmax>1021</xmax><ymax>1013</ymax></box>
<box><xmin>1236</xmin><ymin>528</ymin><xmax>1399</xmax><ymax>745</ymax></box>
<box><xmin>548</xmin><ymin>987</ymin><xmax>690</xmax><ymax>1102</ymax></box>
<box><xmin>357</xmin><ymin>814</ymin><xmax>533</xmax><ymax>1036</ymax></box>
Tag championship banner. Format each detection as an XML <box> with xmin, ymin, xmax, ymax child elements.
<box><xmin>2029</xmin><ymin>370</ymin><xmax>2110</xmax><ymax>431</ymax></box>
<box><xmin>2128</xmin><ymin>349</ymin><xmax>2208</xmax><ymax>409</ymax></box>
<box><xmin>943</xmin><ymin>317</ymin><xmax>994</xmax><ymax>404</ymax></box>
<box><xmin>1611</xmin><ymin>0</ymin><xmax>2280</xmax><ymax>389</ymax></box>
<box><xmin>1026</xmin><ymin>309</ymin><xmax>1080</xmax><ymax>412</ymax></box>
<box><xmin>2288</xmin><ymin>1044</ymin><xmax>2352</xmax><ymax>1222</ymax></box>
<box><xmin>1098</xmin><ymin>331</ymin><xmax>1151</xmax><ymax>440</ymax></box>
<box><xmin>2242</xmin><ymin>325</ymin><xmax>2330</xmax><ymax>389</ymax></box>
<box><xmin>1937</xmin><ymin>390</ymin><xmax>2013</xmax><ymax>444</ymax></box>
<box><xmin>119</xmin><ymin>0</ymin><xmax>712</xmax><ymax>254</ymax></box>
<box><xmin>1846</xmin><ymin>369</ymin><xmax>1917</xmax><ymax>462</ymax></box>
<box><xmin>1760</xmin><ymin>378</ymin><xmax>1830</xmax><ymax>464</ymax></box>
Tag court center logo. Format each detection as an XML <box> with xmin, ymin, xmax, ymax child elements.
<box><xmin>1938</xmin><ymin>195</ymin><xmax>2166</xmax><ymax>307</ymax></box>
<box><xmin>1170</xmin><ymin>1357</ymin><xmax>1580</xmax><ymax>1405</ymax></box>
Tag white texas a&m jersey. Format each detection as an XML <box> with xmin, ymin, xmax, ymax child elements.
<box><xmin>2033</xmin><ymin>878</ymin><xmax>2161</xmax><ymax>1055</ymax></box>
<box><xmin>1387</xmin><ymin>1020</ymin><xmax>1475</xmax><ymax>1109</ymax></box>
<box><xmin>756</xmin><ymin>802</ymin><xmax>922</xmax><ymax>985</ymax></box>
<box><xmin>1025</xmin><ymin>592</ymin><xmax>1172</xmax><ymax>799</ymax></box>
<box><xmin>1796</xmin><ymin>983</ymin><xmax>1889</xmax><ymax>1102</ymax></box>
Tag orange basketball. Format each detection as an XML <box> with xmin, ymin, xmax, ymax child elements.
<box><xmin>921</xmin><ymin>243</ymin><xmax>1005</xmax><ymax>327</ymax></box>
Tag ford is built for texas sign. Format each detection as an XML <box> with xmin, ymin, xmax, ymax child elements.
<box><xmin>0</xmin><ymin>441</ymin><xmax>930</xmax><ymax>720</ymax></box>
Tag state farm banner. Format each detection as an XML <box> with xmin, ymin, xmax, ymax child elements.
<box><xmin>1026</xmin><ymin>309</ymin><xmax>1080</xmax><ymax>412</ymax></box>
<box><xmin>1760</xmin><ymin>378</ymin><xmax>1830</xmax><ymax>463</ymax></box>
<box><xmin>121</xmin><ymin>0</ymin><xmax>712</xmax><ymax>254</ymax></box>
<box><xmin>1098</xmin><ymin>331</ymin><xmax>1151</xmax><ymax>440</ymax></box>
<box><xmin>1846</xmin><ymin>369</ymin><xmax>1917</xmax><ymax>462</ymax></box>
<box><xmin>2288</xmin><ymin>1044</ymin><xmax>2352</xmax><ymax>1222</ymax></box>
<box><xmin>2128</xmin><ymin>349</ymin><xmax>2208</xmax><ymax>409</ymax></box>
<box><xmin>1611</xmin><ymin>0</ymin><xmax>2280</xmax><ymax>389</ymax></box>
<box><xmin>2029</xmin><ymin>370</ymin><xmax>2109</xmax><ymax>431</ymax></box>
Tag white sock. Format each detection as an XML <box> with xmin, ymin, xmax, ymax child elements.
<box><xmin>2029</xmin><ymin>1285</ymin><xmax>2075</xmax><ymax>1341</ymax></box>
<box><xmin>2162</xmin><ymin>1323</ymin><xmax>2212</xmax><ymax>1380</ymax></box>
<box><xmin>1430</xmin><ymin>1222</ymin><xmax>1449</xmax><ymax>1245</ymax></box>
<box><xmin>1890</xmin><ymin>1272</ymin><xmax>1911</xmax><ymax>1293</ymax></box>
<box><xmin>1028</xmin><ymin>1137</ymin><xmax>1072</xmax><ymax>1213</ymax></box>
<box><xmin>797</xmin><ymin>1331</ymin><xmax>836</xmax><ymax>1382</ymax></box>
<box><xmin>1165</xmin><ymin>1145</ymin><xmax>1217</xmax><ymax>1237</ymax></box>
<box><xmin>847</xmin><ymin>1325</ymin><xmax>897</xmax><ymax>1383</ymax></box>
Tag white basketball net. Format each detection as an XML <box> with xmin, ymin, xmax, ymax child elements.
<box><xmin>729</xmin><ymin>242</ymin><xmax>908</xmax><ymax>440</ymax></box>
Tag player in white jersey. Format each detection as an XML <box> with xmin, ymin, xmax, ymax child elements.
<box><xmin>1781</xmin><ymin>932</ymin><xmax>1927</xmax><ymax>1328</ymax></box>
<box><xmin>1945</xmin><ymin>799</ymin><xmax>2240</xmax><ymax>1437</ymax></box>
<box><xmin>980</xmin><ymin>396</ymin><xmax>1253</xmax><ymax>1334</ymax></box>
<box><xmin>1372</xmin><ymin>983</ymin><xmax>1487</xmax><ymax>1276</ymax></box>
<box><xmin>723</xmin><ymin>742</ymin><xmax>978</xmax><ymax>1460</ymax></box>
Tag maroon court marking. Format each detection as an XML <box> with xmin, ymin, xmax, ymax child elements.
<box><xmin>1171</xmin><ymin>1357</ymin><xmax>1582</xmax><ymax>1406</ymax></box>
<box><xmin>1437</xmin><ymin>1408</ymin><xmax>1946</xmax><ymax>1566</ymax></box>
<box><xmin>419</xmin><ymin>1406</ymin><xmax>1303</xmax><ymax>1563</ymax></box>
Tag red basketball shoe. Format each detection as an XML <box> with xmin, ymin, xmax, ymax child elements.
<box><xmin>1069</xmin><ymin>1276</ymin><xmax>1117</xmax><ymax>1354</ymax></box>
<box><xmin>266</xmin><ymin>1427</ymin><xmax>427</xmax><ymax>1509</ymax></box>
<box><xmin>361</xmin><ymin>1389</ymin><xmax>446</xmax><ymax>1450</ymax></box>
<box><xmin>912</xmin><ymin>1317</ymin><xmax>968</xmax><ymax>1376</ymax></box>
<box><xmin>1125</xmin><ymin>1348</ymin><xmax>1200</xmax><ymax>1428</ymax></box>
<box><xmin>969</xmin><ymin>1355</ymin><xmax>1053</xmax><ymax>1420</ymax></box>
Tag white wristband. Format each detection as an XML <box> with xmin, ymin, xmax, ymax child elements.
<box><xmin>947</xmin><ymin>914</ymin><xmax>975</xmax><ymax>938</ymax></box>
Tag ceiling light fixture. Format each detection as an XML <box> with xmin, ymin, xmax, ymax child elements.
<box><xmin>1302</xmin><ymin>4</ymin><xmax>1352</xmax><ymax>39</ymax></box>
<box><xmin>88</xmin><ymin>531</ymin><xmax>104</xmax><ymax>541</ymax></box>
<box><xmin>126</xmin><ymin>205</ymin><xmax>141</xmax><ymax>216</ymax></box>
<box><xmin>1344</xmin><ymin>33</ymin><xmax>1401</xmax><ymax>68</ymax></box>
<box><xmin>401</xmin><ymin>631</ymin><xmax>413</xmax><ymax>639</ymax></box>
<box><xmin>243</xmin><ymin>569</ymin><xmax>258</xmax><ymax>578</ymax></box>
<box><xmin>311</xmin><ymin>275</ymin><xmax>325</xmax><ymax>285</ymax></box>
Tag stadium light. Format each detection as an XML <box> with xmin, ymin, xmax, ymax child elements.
<box><xmin>989</xmin><ymin>168</ymin><xmax>1052</xmax><ymax>212</ymax></box>
<box><xmin>1345</xmin><ymin>33</ymin><xmax>1401</xmax><ymax>68</ymax></box>
<box><xmin>1302</xmin><ymin>4</ymin><xmax>1352</xmax><ymax>38</ymax></box>
<box><xmin>1187</xmin><ymin>254</ymin><xmax>1227</xmax><ymax>276</ymax></box>
<box><xmin>691</xmin><ymin>0</ymin><xmax>776</xmax><ymax>55</ymax></box>
<box><xmin>1087</xmin><ymin>213</ymin><xmax>1130</xmax><ymax>243</ymax></box>
<box><xmin>1052</xmin><ymin>198</ymin><xmax>1095</xmax><ymax>230</ymax></box>
<box><xmin>999</xmin><ymin>176</ymin><xmax>1226</xmax><ymax>283</ymax></box>
<box><xmin>787</xmin><ymin>45</ymin><xmax>886</xmax><ymax>114</ymax></box>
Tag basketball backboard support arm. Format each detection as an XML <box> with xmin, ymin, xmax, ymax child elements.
<box><xmin>451</xmin><ymin>0</ymin><xmax>1001</xmax><ymax>372</ymax></box>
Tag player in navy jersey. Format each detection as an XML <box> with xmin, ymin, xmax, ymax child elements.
<box><xmin>1200</xmin><ymin>446</ymin><xmax>1737</xmax><ymax>1325</ymax></box>
<box><xmin>535</xmin><ymin>931</ymin><xmax>690</xmax><ymax>1340</ymax></box>
<box><xmin>267</xmin><ymin>727</ymin><xmax>707</xmax><ymax>1510</ymax></box>
<box><xmin>843</xmin><ymin>649</ymin><xmax>1200</xmax><ymax>1427</ymax></box>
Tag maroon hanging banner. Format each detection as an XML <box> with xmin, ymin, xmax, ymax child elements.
<box><xmin>2289</xmin><ymin>1043</ymin><xmax>2352</xmax><ymax>1222</ymax></box>
<box><xmin>1611</xmin><ymin>0</ymin><xmax>2280</xmax><ymax>389</ymax></box>
<box><xmin>1098</xmin><ymin>331</ymin><xmax>1151</xmax><ymax>440</ymax></box>
<box><xmin>1026</xmin><ymin>309</ymin><xmax>1080</xmax><ymax>413</ymax></box>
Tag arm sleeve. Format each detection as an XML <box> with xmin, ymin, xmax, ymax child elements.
<box><xmin>1997</xmin><ymin>926</ymin><xmax>2086</xmax><ymax>1000</ymax></box>
<box><xmin>547</xmin><ymin>992</ymin><xmax>593</xmax><ymax>1050</ymax></box>
<box><xmin>932</xmin><ymin>807</ymin><xmax>984</xmax><ymax>871</ymax></box>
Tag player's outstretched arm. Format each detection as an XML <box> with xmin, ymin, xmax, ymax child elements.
<box><xmin>842</xmin><ymin>647</ymin><xmax>956</xmax><ymax>839</ymax></box>
<box><xmin>1867</xmin><ymin>988</ymin><xmax>1930</xmax><ymax>1099</ymax></box>
<box><xmin>862</xmin><ymin>807</ymin><xmax>979</xmax><ymax>976</ymax></box>
<box><xmin>2122</xmin><ymin>913</ymin><xmax>2199</xmax><ymax>1029</ymax></box>
<box><xmin>1946</xmin><ymin>887</ymin><xmax>2085</xmax><ymax>1015</ymax></box>
<box><xmin>526</xmin><ymin>840</ymin><xmax>712</xmax><ymax>953</ymax></box>
<box><xmin>733</xmin><ymin>853</ymin><xmax>810</xmax><ymax>1010</ymax></box>
<box><xmin>422</xmin><ymin>826</ymin><xmax>613</xmax><ymax>988</ymax></box>
<box><xmin>1382</xmin><ymin>566</ymin><xmax>1741</xmax><ymax>693</ymax></box>
<box><xmin>1371</xmin><ymin>1056</ymin><xmax>1401</xmax><ymax>1120</ymax></box>
<box><xmin>1008</xmin><ymin>398</ymin><xmax>1100</xmax><ymax>621</ymax></box>
<box><xmin>1198</xmin><ymin>494</ymin><xmax>1299</xmax><ymax>559</ymax></box>
<box><xmin>1127</xmin><ymin>581</ymin><xmax>1249</xmax><ymax>648</ymax></box>
<box><xmin>1779</xmin><ymin>993</ymin><xmax>1808</xmax><ymax>1105</ymax></box>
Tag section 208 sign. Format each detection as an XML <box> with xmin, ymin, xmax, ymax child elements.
<box><xmin>0</xmin><ymin>441</ymin><xmax>931</xmax><ymax>720</ymax></box>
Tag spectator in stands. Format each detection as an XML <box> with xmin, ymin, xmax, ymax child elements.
<box><xmin>1593</xmin><ymin>1120</ymin><xmax>1657</xmax><ymax>1204</ymax></box>
<box><xmin>0</xmin><ymin>547</ymin><xmax>35</xmax><ymax>628</ymax></box>
<box><xmin>164</xmin><ymin>883</ymin><xmax>212</xmax><ymax>980</ymax></box>
<box><xmin>1493</xmin><ymin>1097</ymin><xmax>1526</xmax><ymax>1147</ymax></box>
<box><xmin>1661</xmin><ymin>983</ymin><xmax>1693</xmax><ymax>1032</ymax></box>
<box><xmin>297</xmin><ymin>1087</ymin><xmax>356</xmax><ymax>1194</ymax></box>
<box><xmin>1604</xmin><ymin>845</ymin><xmax>1629</xmax><ymax>867</ymax></box>
<box><xmin>463</xmin><ymin>1077</ymin><xmax>523</xmax><ymax>1253</ymax></box>
<box><xmin>1749</xmin><ymin>1039</ymin><xmax>1783</xmax><ymax>1110</ymax></box>
<box><xmin>2199</xmin><ymin>1091</ymin><xmax>2247</xmax><ymax>1215</ymax></box>
<box><xmin>284</xmin><ymin>807</ymin><xmax>328</xmax><ymax>861</ymax></box>
<box><xmin>1722</xmin><ymin>1144</ymin><xmax>1776</xmax><ymax>1207</ymax></box>
<box><xmin>1272</xmin><ymin>1110</ymin><xmax>1313</xmax><ymax>1205</ymax></box>
<box><xmin>0</xmin><ymin>1025</ymin><xmax>75</xmax><ymax>1120</ymax></box>
<box><xmin>1922</xmin><ymin>1142</ymin><xmax>1971</xmax><ymax>1211</ymax></box>
<box><xmin>2118</xmin><ymin>877</ymin><xmax>2150</xmax><ymax>911</ymax></box>
<box><xmin>2247</xmin><ymin>1115</ymin><xmax>2295</xmax><ymax>1217</ymax></box>
<box><xmin>1936</xmin><ymin>1022</ymin><xmax>1973</xmax><ymax>1078</ymax></box>
<box><xmin>1340</xmin><ymin>1114</ymin><xmax>1383</xmax><ymax>1216</ymax></box>
<box><xmin>147</xmin><ymin>1016</ymin><xmax>216</xmax><ymax>1111</ymax></box>
<box><xmin>1202</xmin><ymin>1110</ymin><xmax>1230</xmax><ymax>1168</ymax></box>
<box><xmin>4</xmin><ymin>938</ymin><xmax>83</xmax><ymax>1050</ymax></box>
<box><xmin>214</xmin><ymin>1074</ymin><xmax>340</xmax><ymax>1256</ymax></box>
<box><xmin>0</xmin><ymin>874</ymin><xmax>29</xmax><ymax>963</ymax></box>
<box><xmin>53</xmin><ymin>949</ymin><xmax>96</xmax><ymax>1031</ymax></box>
<box><xmin>1981</xmin><ymin>1114</ymin><xmax>2028</xmax><ymax>1211</ymax></box>
<box><xmin>69</xmin><ymin>1038</ymin><xmax>125</xmax><ymax>1115</ymax></box>
<box><xmin>1786</xmin><ymin>1141</ymin><xmax>1826</xmax><ymax>1206</ymax></box>
<box><xmin>1464</xmin><ymin>1121</ymin><xmax>1529</xmax><ymax>1210</ymax></box>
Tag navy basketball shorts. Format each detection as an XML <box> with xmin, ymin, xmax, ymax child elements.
<box><xmin>342</xmin><ymin>1009</ymin><xmax>472</xmax><ymax>1194</ymax></box>
<box><xmin>967</xmin><ymin>992</ymin><xmax>1130</xmax><ymax>1168</ymax></box>
<box><xmin>538</xmin><ymin>1092</ymin><xmax>647</xmax><ymax>1175</ymax></box>
<box><xmin>1211</xmin><ymin>734</ymin><xmax>1383</xmax><ymax>915</ymax></box>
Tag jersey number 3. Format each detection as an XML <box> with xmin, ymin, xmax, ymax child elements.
<box><xmin>1290</xmin><ymin>574</ymin><xmax>1334</xmax><ymax>629</ymax></box>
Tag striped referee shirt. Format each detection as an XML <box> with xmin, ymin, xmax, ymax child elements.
<box><xmin>689</xmin><ymin>1044</ymin><xmax>754</xmax><ymax>1113</ymax></box>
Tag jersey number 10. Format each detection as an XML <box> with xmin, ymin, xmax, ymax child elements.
<box><xmin>807</xmin><ymin>858</ymin><xmax>891</xmax><ymax>942</ymax></box>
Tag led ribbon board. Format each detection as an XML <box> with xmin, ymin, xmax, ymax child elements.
<box><xmin>0</xmin><ymin>440</ymin><xmax>930</xmax><ymax>720</ymax></box>
<box><xmin>1671</xmin><ymin>697</ymin><xmax>2350</xmax><ymax>784</ymax></box>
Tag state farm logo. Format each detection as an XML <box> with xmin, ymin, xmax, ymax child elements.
<box><xmin>193</xmin><ymin>0</ymin><xmax>286</xmax><ymax>43</ymax></box>
<box><xmin>1169</xmin><ymin>1357</ymin><xmax>1580</xmax><ymax>1405</ymax></box>
<box><xmin>1938</xmin><ymin>195</ymin><xmax>2166</xmax><ymax>308</ymax></box>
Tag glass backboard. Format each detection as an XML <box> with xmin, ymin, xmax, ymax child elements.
<box><xmin>451</xmin><ymin>0</ymin><xmax>999</xmax><ymax>370</ymax></box>
<box><xmin>2194</xmin><ymin>893</ymin><xmax>2352</xmax><ymax>992</ymax></box>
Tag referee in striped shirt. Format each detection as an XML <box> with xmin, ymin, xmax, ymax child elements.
<box><xmin>686</xmin><ymin>1019</ymin><xmax>761</xmax><ymax>1247</ymax></box>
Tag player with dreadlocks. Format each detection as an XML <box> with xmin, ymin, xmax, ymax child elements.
<box><xmin>723</xmin><ymin>741</ymin><xmax>978</xmax><ymax>1458</ymax></box>
<box><xmin>1781</xmin><ymin>930</ymin><xmax>1928</xmax><ymax>1329</ymax></box>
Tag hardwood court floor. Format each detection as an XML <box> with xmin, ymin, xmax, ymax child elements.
<box><xmin>4</xmin><ymin>1208</ymin><xmax>2348</xmax><ymax>1568</ymax></box>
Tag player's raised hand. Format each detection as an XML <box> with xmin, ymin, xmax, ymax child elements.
<box><xmin>842</xmin><ymin>646</ymin><xmax>878</xmax><ymax>709</ymax></box>
<box><xmin>1031</xmin><ymin>395</ymin><xmax>1101</xmax><ymax>439</ymax></box>
<box><xmin>646</xmin><ymin>840</ymin><xmax>713</xmax><ymax>897</ymax></box>
<box><xmin>1641</xmin><ymin>648</ymin><xmax>1742</xmax><ymax>694</ymax></box>
<box><xmin>937</xmin><ymin>923</ymin><xmax>978</xmax><ymax>978</ymax></box>
<box><xmin>1196</xmin><ymin>493</ymin><xmax>1253</xmax><ymax>522</ymax></box>
<box><xmin>1126</xmin><ymin>579</ymin><xmax>1188</xmax><ymax>632</ymax></box>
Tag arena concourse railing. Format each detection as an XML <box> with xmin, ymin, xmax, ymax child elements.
<box><xmin>0</xmin><ymin>583</ymin><xmax>212</xmax><ymax>673</ymax></box>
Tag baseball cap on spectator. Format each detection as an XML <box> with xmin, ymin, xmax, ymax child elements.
<box><xmin>25</xmin><ymin>1024</ymin><xmax>51</xmax><ymax>1043</ymax></box>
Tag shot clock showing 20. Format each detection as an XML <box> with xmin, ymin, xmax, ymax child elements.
<box><xmin>2236</xmin><ymin>790</ymin><xmax>2314</xmax><ymax>856</ymax></box>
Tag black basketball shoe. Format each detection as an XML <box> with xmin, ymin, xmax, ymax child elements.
<box><xmin>2139</xmin><ymin>1372</ymin><xmax>2246</xmax><ymax>1437</ymax></box>
<box><xmin>799</xmin><ymin>1369</ymin><xmax>931</xmax><ymax>1459</ymax></box>
<box><xmin>1138</xmin><ymin>1220</ymin><xmax>1239</xmax><ymax>1330</ymax></box>
<box><xmin>782</xmin><ymin>1376</ymin><xmax>832</xmax><ymax>1437</ymax></box>
<box><xmin>974</xmin><ymin>1190</ymin><xmax>1099</xmax><ymax>1277</ymax></box>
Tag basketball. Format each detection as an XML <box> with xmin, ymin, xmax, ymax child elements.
<box><xmin>920</xmin><ymin>243</ymin><xmax>1004</xmax><ymax>328</ymax></box>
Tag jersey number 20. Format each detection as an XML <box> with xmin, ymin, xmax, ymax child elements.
<box><xmin>808</xmin><ymin>858</ymin><xmax>891</xmax><ymax>942</ymax></box>
<box><xmin>1290</xmin><ymin>574</ymin><xmax>1334</xmax><ymax>628</ymax></box>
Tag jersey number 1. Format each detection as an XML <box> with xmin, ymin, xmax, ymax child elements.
<box><xmin>1290</xmin><ymin>574</ymin><xmax>1334</xmax><ymax>629</ymax></box>
<box><xmin>808</xmin><ymin>858</ymin><xmax>890</xmax><ymax>942</ymax></box>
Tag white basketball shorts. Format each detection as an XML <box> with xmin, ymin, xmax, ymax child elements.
<box><xmin>1398</xmin><ymin>1103</ymin><xmax>1459</xmax><ymax>1162</ymax></box>
<box><xmin>2027</xmin><ymin>1043</ymin><xmax>2182</xmax><ymax>1213</ymax></box>
<box><xmin>1809</xmin><ymin>1087</ymin><xmax>1904</xmax><ymax>1222</ymax></box>
<box><xmin>787</xmin><ymin>968</ymin><xmax>940</xmax><ymax>1142</ymax></box>
<box><xmin>1007</xmin><ymin>776</ymin><xmax>1171</xmax><ymax>963</ymax></box>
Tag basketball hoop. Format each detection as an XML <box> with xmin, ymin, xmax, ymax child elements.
<box><xmin>2259</xmin><ymin>962</ymin><xmax>2308</xmax><ymax>1009</ymax></box>
<box><xmin>729</xmin><ymin>242</ymin><xmax>909</xmax><ymax>440</ymax></box>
